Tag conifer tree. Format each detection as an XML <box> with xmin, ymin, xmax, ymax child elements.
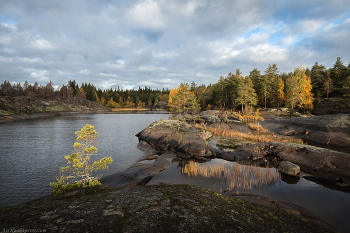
<box><xmin>330</xmin><ymin>57</ymin><xmax>348</xmax><ymax>97</ymax></box>
<box><xmin>311</xmin><ymin>62</ymin><xmax>326</xmax><ymax>98</ymax></box>
<box><xmin>234</xmin><ymin>77</ymin><xmax>257</xmax><ymax>112</ymax></box>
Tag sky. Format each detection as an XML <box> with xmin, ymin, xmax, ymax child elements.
<box><xmin>1</xmin><ymin>0</ymin><xmax>350</xmax><ymax>91</ymax></box>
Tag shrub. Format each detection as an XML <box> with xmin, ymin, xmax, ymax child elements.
<box><xmin>50</xmin><ymin>124</ymin><xmax>113</xmax><ymax>197</ymax></box>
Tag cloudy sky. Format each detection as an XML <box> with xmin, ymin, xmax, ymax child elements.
<box><xmin>1</xmin><ymin>0</ymin><xmax>350</xmax><ymax>90</ymax></box>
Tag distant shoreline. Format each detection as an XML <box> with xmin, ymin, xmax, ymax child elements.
<box><xmin>111</xmin><ymin>108</ymin><xmax>151</xmax><ymax>111</ymax></box>
<box><xmin>0</xmin><ymin>111</ymin><xmax>108</xmax><ymax>123</ymax></box>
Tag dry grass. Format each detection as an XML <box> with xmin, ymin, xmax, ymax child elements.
<box><xmin>230</xmin><ymin>109</ymin><xmax>264</xmax><ymax>122</ymax></box>
<box><xmin>247</xmin><ymin>123</ymin><xmax>270</xmax><ymax>133</ymax></box>
<box><xmin>196</xmin><ymin>123</ymin><xmax>303</xmax><ymax>144</ymax></box>
<box><xmin>181</xmin><ymin>161</ymin><xmax>280</xmax><ymax>192</ymax></box>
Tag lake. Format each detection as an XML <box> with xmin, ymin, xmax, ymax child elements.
<box><xmin>0</xmin><ymin>112</ymin><xmax>349</xmax><ymax>232</ymax></box>
<box><xmin>0</xmin><ymin>112</ymin><xmax>169</xmax><ymax>207</ymax></box>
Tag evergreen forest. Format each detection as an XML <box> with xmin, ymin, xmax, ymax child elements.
<box><xmin>1</xmin><ymin>57</ymin><xmax>350</xmax><ymax>113</ymax></box>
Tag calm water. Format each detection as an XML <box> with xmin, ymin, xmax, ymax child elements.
<box><xmin>0</xmin><ymin>112</ymin><xmax>169</xmax><ymax>207</ymax></box>
<box><xmin>148</xmin><ymin>158</ymin><xmax>350</xmax><ymax>233</ymax></box>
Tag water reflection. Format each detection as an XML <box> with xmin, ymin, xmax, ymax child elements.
<box><xmin>148</xmin><ymin>157</ymin><xmax>350</xmax><ymax>233</ymax></box>
<box><xmin>181</xmin><ymin>160</ymin><xmax>280</xmax><ymax>192</ymax></box>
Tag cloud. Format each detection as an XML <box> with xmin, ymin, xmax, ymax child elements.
<box><xmin>126</xmin><ymin>0</ymin><xmax>166</xmax><ymax>30</ymax></box>
<box><xmin>79</xmin><ymin>69</ymin><xmax>90</xmax><ymax>75</ymax></box>
<box><xmin>0</xmin><ymin>0</ymin><xmax>349</xmax><ymax>90</ymax></box>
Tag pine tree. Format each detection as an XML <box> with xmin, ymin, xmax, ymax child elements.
<box><xmin>234</xmin><ymin>77</ymin><xmax>257</xmax><ymax>112</ymax></box>
<box><xmin>330</xmin><ymin>57</ymin><xmax>348</xmax><ymax>97</ymax></box>
<box><xmin>311</xmin><ymin>62</ymin><xmax>327</xmax><ymax>98</ymax></box>
<box><xmin>324</xmin><ymin>76</ymin><xmax>333</xmax><ymax>99</ymax></box>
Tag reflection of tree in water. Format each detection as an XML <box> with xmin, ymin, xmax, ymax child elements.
<box><xmin>181</xmin><ymin>161</ymin><xmax>281</xmax><ymax>192</ymax></box>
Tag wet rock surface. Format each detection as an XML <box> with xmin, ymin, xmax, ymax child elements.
<box><xmin>100</xmin><ymin>151</ymin><xmax>177</xmax><ymax>188</ymax></box>
<box><xmin>137</xmin><ymin>140</ymin><xmax>159</xmax><ymax>160</ymax></box>
<box><xmin>136</xmin><ymin>120</ymin><xmax>213</xmax><ymax>158</ymax></box>
<box><xmin>0</xmin><ymin>184</ymin><xmax>338</xmax><ymax>233</ymax></box>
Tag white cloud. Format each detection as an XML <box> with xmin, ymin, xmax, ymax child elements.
<box><xmin>79</xmin><ymin>69</ymin><xmax>90</xmax><ymax>75</ymax></box>
<box><xmin>29</xmin><ymin>70</ymin><xmax>50</xmax><ymax>82</ymax></box>
<box><xmin>17</xmin><ymin>57</ymin><xmax>42</xmax><ymax>63</ymax></box>
<box><xmin>0</xmin><ymin>36</ymin><xmax>12</xmax><ymax>45</ymax></box>
<box><xmin>298</xmin><ymin>19</ymin><xmax>326</xmax><ymax>34</ymax></box>
<box><xmin>153</xmin><ymin>52</ymin><xmax>178</xmax><ymax>58</ymax></box>
<box><xmin>0</xmin><ymin>56</ymin><xmax>13</xmax><ymax>63</ymax></box>
<box><xmin>30</xmin><ymin>38</ymin><xmax>55</xmax><ymax>50</ymax></box>
<box><xmin>195</xmin><ymin>73</ymin><xmax>212</xmax><ymax>78</ymax></box>
<box><xmin>98</xmin><ymin>73</ymin><xmax>118</xmax><ymax>78</ymax></box>
<box><xmin>103</xmin><ymin>60</ymin><xmax>125</xmax><ymax>69</ymax></box>
<box><xmin>126</xmin><ymin>0</ymin><xmax>166</xmax><ymax>30</ymax></box>
<box><xmin>139</xmin><ymin>66</ymin><xmax>167</xmax><ymax>72</ymax></box>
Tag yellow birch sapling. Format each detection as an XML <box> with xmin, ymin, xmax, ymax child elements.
<box><xmin>50</xmin><ymin>124</ymin><xmax>113</xmax><ymax>196</ymax></box>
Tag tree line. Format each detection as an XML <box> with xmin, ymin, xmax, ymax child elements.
<box><xmin>192</xmin><ymin>57</ymin><xmax>349</xmax><ymax>113</ymax></box>
<box><xmin>0</xmin><ymin>79</ymin><xmax>170</xmax><ymax>109</ymax></box>
<box><xmin>1</xmin><ymin>57</ymin><xmax>349</xmax><ymax>112</ymax></box>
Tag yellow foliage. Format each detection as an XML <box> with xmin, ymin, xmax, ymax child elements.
<box><xmin>79</xmin><ymin>88</ymin><xmax>86</xmax><ymax>99</ymax></box>
<box><xmin>107</xmin><ymin>98</ymin><xmax>120</xmax><ymax>108</ymax></box>
<box><xmin>94</xmin><ymin>92</ymin><xmax>100</xmax><ymax>103</ymax></box>
<box><xmin>286</xmin><ymin>66</ymin><xmax>313</xmax><ymax>111</ymax></box>
<box><xmin>169</xmin><ymin>87</ymin><xmax>178</xmax><ymax>97</ymax></box>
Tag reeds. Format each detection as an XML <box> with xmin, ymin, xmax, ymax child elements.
<box><xmin>196</xmin><ymin>124</ymin><xmax>304</xmax><ymax>144</ymax></box>
<box><xmin>181</xmin><ymin>161</ymin><xmax>280</xmax><ymax>192</ymax></box>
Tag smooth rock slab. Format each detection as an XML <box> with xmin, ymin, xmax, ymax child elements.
<box><xmin>0</xmin><ymin>185</ymin><xmax>338</xmax><ymax>233</ymax></box>
<box><xmin>279</xmin><ymin>161</ymin><xmax>300</xmax><ymax>176</ymax></box>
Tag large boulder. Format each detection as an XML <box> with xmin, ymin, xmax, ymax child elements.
<box><xmin>199</xmin><ymin>110</ymin><xmax>220</xmax><ymax>123</ymax></box>
<box><xmin>279</xmin><ymin>161</ymin><xmax>300</xmax><ymax>176</ymax></box>
<box><xmin>136</xmin><ymin>120</ymin><xmax>213</xmax><ymax>158</ymax></box>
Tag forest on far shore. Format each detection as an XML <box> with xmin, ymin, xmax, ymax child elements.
<box><xmin>1</xmin><ymin>57</ymin><xmax>350</xmax><ymax>113</ymax></box>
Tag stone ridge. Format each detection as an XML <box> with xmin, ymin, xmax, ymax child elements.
<box><xmin>0</xmin><ymin>184</ymin><xmax>338</xmax><ymax>233</ymax></box>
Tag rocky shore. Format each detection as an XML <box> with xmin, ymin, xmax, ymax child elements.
<box><xmin>0</xmin><ymin>96</ymin><xmax>110</xmax><ymax>123</ymax></box>
<box><xmin>0</xmin><ymin>184</ymin><xmax>338</xmax><ymax>233</ymax></box>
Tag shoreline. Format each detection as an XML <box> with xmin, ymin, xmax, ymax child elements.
<box><xmin>111</xmin><ymin>108</ymin><xmax>151</xmax><ymax>111</ymax></box>
<box><xmin>0</xmin><ymin>110</ymin><xmax>110</xmax><ymax>123</ymax></box>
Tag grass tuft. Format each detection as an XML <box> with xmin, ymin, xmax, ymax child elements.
<box><xmin>196</xmin><ymin>124</ymin><xmax>304</xmax><ymax>144</ymax></box>
<box><xmin>181</xmin><ymin>161</ymin><xmax>280</xmax><ymax>193</ymax></box>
